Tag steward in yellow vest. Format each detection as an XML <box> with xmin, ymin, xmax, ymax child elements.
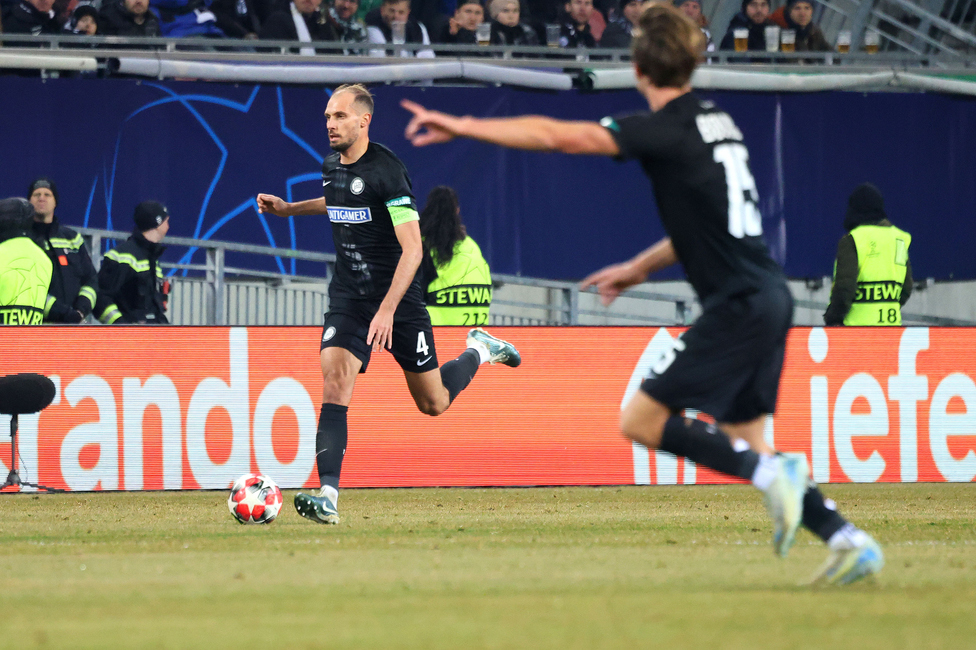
<box><xmin>418</xmin><ymin>186</ymin><xmax>492</xmax><ymax>326</ymax></box>
<box><xmin>0</xmin><ymin>198</ymin><xmax>53</xmax><ymax>325</ymax></box>
<box><xmin>824</xmin><ymin>183</ymin><xmax>912</xmax><ymax>326</ymax></box>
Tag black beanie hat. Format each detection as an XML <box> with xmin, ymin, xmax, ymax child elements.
<box><xmin>28</xmin><ymin>177</ymin><xmax>59</xmax><ymax>206</ymax></box>
<box><xmin>0</xmin><ymin>197</ymin><xmax>36</xmax><ymax>235</ymax></box>
<box><xmin>73</xmin><ymin>4</ymin><xmax>99</xmax><ymax>23</ymax></box>
<box><xmin>134</xmin><ymin>200</ymin><xmax>170</xmax><ymax>232</ymax></box>
<box><xmin>843</xmin><ymin>182</ymin><xmax>886</xmax><ymax>231</ymax></box>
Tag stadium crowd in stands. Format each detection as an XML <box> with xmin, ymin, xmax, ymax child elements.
<box><xmin>0</xmin><ymin>0</ymin><xmax>839</xmax><ymax>57</ymax></box>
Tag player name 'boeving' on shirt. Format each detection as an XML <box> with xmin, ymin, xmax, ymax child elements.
<box><xmin>601</xmin><ymin>92</ymin><xmax>786</xmax><ymax>305</ymax></box>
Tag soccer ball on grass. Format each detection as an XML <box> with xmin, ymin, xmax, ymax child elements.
<box><xmin>228</xmin><ymin>474</ymin><xmax>283</xmax><ymax>524</ymax></box>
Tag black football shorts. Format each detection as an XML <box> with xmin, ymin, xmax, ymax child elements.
<box><xmin>640</xmin><ymin>281</ymin><xmax>794</xmax><ymax>423</ymax></box>
<box><xmin>320</xmin><ymin>296</ymin><xmax>439</xmax><ymax>373</ymax></box>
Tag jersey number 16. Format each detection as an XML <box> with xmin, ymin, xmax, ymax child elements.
<box><xmin>714</xmin><ymin>143</ymin><xmax>762</xmax><ymax>239</ymax></box>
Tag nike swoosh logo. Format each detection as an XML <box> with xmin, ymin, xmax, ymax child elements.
<box><xmin>323</xmin><ymin>180</ymin><xmax>332</xmax><ymax>186</ymax></box>
<box><xmin>417</xmin><ymin>357</ymin><xmax>432</xmax><ymax>366</ymax></box>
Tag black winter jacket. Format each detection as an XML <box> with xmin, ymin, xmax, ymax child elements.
<box><xmin>31</xmin><ymin>218</ymin><xmax>100</xmax><ymax>323</ymax></box>
<box><xmin>98</xmin><ymin>0</ymin><xmax>162</xmax><ymax>37</ymax></box>
<box><xmin>489</xmin><ymin>20</ymin><xmax>538</xmax><ymax>46</ymax></box>
<box><xmin>259</xmin><ymin>6</ymin><xmax>338</xmax><ymax>47</ymax></box>
<box><xmin>719</xmin><ymin>12</ymin><xmax>771</xmax><ymax>51</ymax></box>
<box><xmin>1</xmin><ymin>0</ymin><xmax>61</xmax><ymax>36</ymax></box>
<box><xmin>97</xmin><ymin>232</ymin><xmax>169</xmax><ymax>324</ymax></box>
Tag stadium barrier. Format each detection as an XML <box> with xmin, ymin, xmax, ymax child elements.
<box><xmin>587</xmin><ymin>67</ymin><xmax>976</xmax><ymax>96</ymax></box>
<box><xmin>1</xmin><ymin>326</ymin><xmax>973</xmax><ymax>493</ymax></box>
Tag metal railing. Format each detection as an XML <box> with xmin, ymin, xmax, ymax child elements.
<box><xmin>77</xmin><ymin>227</ymin><xmax>696</xmax><ymax>326</ymax></box>
<box><xmin>2</xmin><ymin>26</ymin><xmax>976</xmax><ymax>77</ymax></box>
<box><xmin>76</xmin><ymin>227</ymin><xmax>976</xmax><ymax>327</ymax></box>
<box><xmin>80</xmin><ymin>227</ymin><xmax>334</xmax><ymax>325</ymax></box>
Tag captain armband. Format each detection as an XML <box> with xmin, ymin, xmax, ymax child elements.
<box><xmin>388</xmin><ymin>205</ymin><xmax>419</xmax><ymax>227</ymax></box>
<box><xmin>387</xmin><ymin>196</ymin><xmax>418</xmax><ymax>226</ymax></box>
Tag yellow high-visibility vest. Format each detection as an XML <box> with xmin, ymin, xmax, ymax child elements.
<box><xmin>425</xmin><ymin>236</ymin><xmax>492</xmax><ymax>326</ymax></box>
<box><xmin>843</xmin><ymin>224</ymin><xmax>911</xmax><ymax>326</ymax></box>
<box><xmin>0</xmin><ymin>236</ymin><xmax>53</xmax><ymax>325</ymax></box>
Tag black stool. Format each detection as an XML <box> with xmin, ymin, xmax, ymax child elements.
<box><xmin>1</xmin><ymin>373</ymin><xmax>62</xmax><ymax>493</ymax></box>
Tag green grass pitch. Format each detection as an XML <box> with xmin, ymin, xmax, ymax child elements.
<box><xmin>1</xmin><ymin>483</ymin><xmax>973</xmax><ymax>649</ymax></box>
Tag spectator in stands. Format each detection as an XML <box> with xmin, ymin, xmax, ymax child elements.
<box><xmin>150</xmin><ymin>0</ymin><xmax>226</xmax><ymax>38</ymax></box>
<box><xmin>674</xmin><ymin>0</ymin><xmax>712</xmax><ymax>51</ymax></box>
<box><xmin>52</xmin><ymin>0</ymin><xmax>71</xmax><ymax>24</ymax></box>
<box><xmin>0</xmin><ymin>198</ymin><xmax>52</xmax><ymax>326</ymax></box>
<box><xmin>66</xmin><ymin>3</ymin><xmax>99</xmax><ymax>35</ymax></box>
<box><xmin>434</xmin><ymin>0</ymin><xmax>481</xmax><ymax>44</ymax></box>
<box><xmin>97</xmin><ymin>201</ymin><xmax>171</xmax><ymax>325</ymax></box>
<box><xmin>260</xmin><ymin>0</ymin><xmax>337</xmax><ymax>53</ymax></box>
<box><xmin>558</xmin><ymin>0</ymin><xmax>596</xmax><ymax>48</ymax></box>
<box><xmin>99</xmin><ymin>0</ymin><xmax>162</xmax><ymax>37</ymax></box>
<box><xmin>488</xmin><ymin>0</ymin><xmax>538</xmax><ymax>46</ymax></box>
<box><xmin>27</xmin><ymin>178</ymin><xmax>100</xmax><ymax>324</ymax></box>
<box><xmin>366</xmin><ymin>0</ymin><xmax>434</xmax><ymax>57</ymax></box>
<box><xmin>782</xmin><ymin>0</ymin><xmax>829</xmax><ymax>52</ymax></box>
<box><xmin>523</xmin><ymin>0</ymin><xmax>558</xmax><ymax>32</ymax></box>
<box><xmin>719</xmin><ymin>0</ymin><xmax>771</xmax><ymax>52</ymax></box>
<box><xmin>2</xmin><ymin>0</ymin><xmax>61</xmax><ymax>36</ymax></box>
<box><xmin>328</xmin><ymin>0</ymin><xmax>368</xmax><ymax>50</ymax></box>
<box><xmin>418</xmin><ymin>186</ymin><xmax>492</xmax><ymax>326</ymax></box>
<box><xmin>598</xmin><ymin>0</ymin><xmax>638</xmax><ymax>48</ymax></box>
<box><xmin>353</xmin><ymin>0</ymin><xmax>380</xmax><ymax>23</ymax></box>
<box><xmin>824</xmin><ymin>183</ymin><xmax>913</xmax><ymax>326</ymax></box>
<box><xmin>211</xmin><ymin>0</ymin><xmax>262</xmax><ymax>39</ymax></box>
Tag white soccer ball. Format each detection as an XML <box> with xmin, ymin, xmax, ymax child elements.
<box><xmin>228</xmin><ymin>474</ymin><xmax>283</xmax><ymax>524</ymax></box>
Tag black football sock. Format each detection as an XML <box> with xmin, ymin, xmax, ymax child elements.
<box><xmin>801</xmin><ymin>485</ymin><xmax>848</xmax><ymax>542</ymax></box>
<box><xmin>658</xmin><ymin>415</ymin><xmax>760</xmax><ymax>481</ymax></box>
<box><xmin>316</xmin><ymin>403</ymin><xmax>348</xmax><ymax>491</ymax></box>
<box><xmin>439</xmin><ymin>348</ymin><xmax>481</xmax><ymax>403</ymax></box>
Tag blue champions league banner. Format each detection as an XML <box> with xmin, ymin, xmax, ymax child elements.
<box><xmin>2</xmin><ymin>76</ymin><xmax>975</xmax><ymax>281</ymax></box>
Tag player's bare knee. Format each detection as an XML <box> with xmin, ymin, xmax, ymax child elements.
<box><xmin>320</xmin><ymin>371</ymin><xmax>351</xmax><ymax>403</ymax></box>
<box><xmin>416</xmin><ymin>395</ymin><xmax>448</xmax><ymax>416</ymax></box>
<box><xmin>619</xmin><ymin>404</ymin><xmax>666</xmax><ymax>449</ymax></box>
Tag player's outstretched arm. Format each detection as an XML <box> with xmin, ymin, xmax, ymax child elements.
<box><xmin>256</xmin><ymin>194</ymin><xmax>327</xmax><ymax>217</ymax></box>
<box><xmin>401</xmin><ymin>99</ymin><xmax>620</xmax><ymax>156</ymax></box>
<box><xmin>580</xmin><ymin>238</ymin><xmax>678</xmax><ymax>306</ymax></box>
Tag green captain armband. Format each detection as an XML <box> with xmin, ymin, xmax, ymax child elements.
<box><xmin>388</xmin><ymin>203</ymin><xmax>419</xmax><ymax>227</ymax></box>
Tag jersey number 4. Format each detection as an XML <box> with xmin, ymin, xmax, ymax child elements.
<box><xmin>714</xmin><ymin>143</ymin><xmax>762</xmax><ymax>239</ymax></box>
<box><xmin>417</xmin><ymin>331</ymin><xmax>430</xmax><ymax>356</ymax></box>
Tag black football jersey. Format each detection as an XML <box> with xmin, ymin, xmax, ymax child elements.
<box><xmin>322</xmin><ymin>141</ymin><xmax>422</xmax><ymax>302</ymax></box>
<box><xmin>602</xmin><ymin>92</ymin><xmax>785</xmax><ymax>303</ymax></box>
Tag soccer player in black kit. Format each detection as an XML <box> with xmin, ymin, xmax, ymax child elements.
<box><xmin>257</xmin><ymin>84</ymin><xmax>520</xmax><ymax>525</ymax></box>
<box><xmin>401</xmin><ymin>4</ymin><xmax>883</xmax><ymax>585</ymax></box>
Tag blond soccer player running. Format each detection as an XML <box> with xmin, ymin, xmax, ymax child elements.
<box><xmin>400</xmin><ymin>5</ymin><xmax>882</xmax><ymax>585</ymax></box>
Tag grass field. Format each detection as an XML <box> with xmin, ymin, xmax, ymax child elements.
<box><xmin>1</xmin><ymin>483</ymin><xmax>974</xmax><ymax>649</ymax></box>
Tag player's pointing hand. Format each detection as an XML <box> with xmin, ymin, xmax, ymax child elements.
<box><xmin>256</xmin><ymin>193</ymin><xmax>291</xmax><ymax>217</ymax></box>
<box><xmin>580</xmin><ymin>261</ymin><xmax>648</xmax><ymax>307</ymax></box>
<box><xmin>401</xmin><ymin>99</ymin><xmax>462</xmax><ymax>147</ymax></box>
